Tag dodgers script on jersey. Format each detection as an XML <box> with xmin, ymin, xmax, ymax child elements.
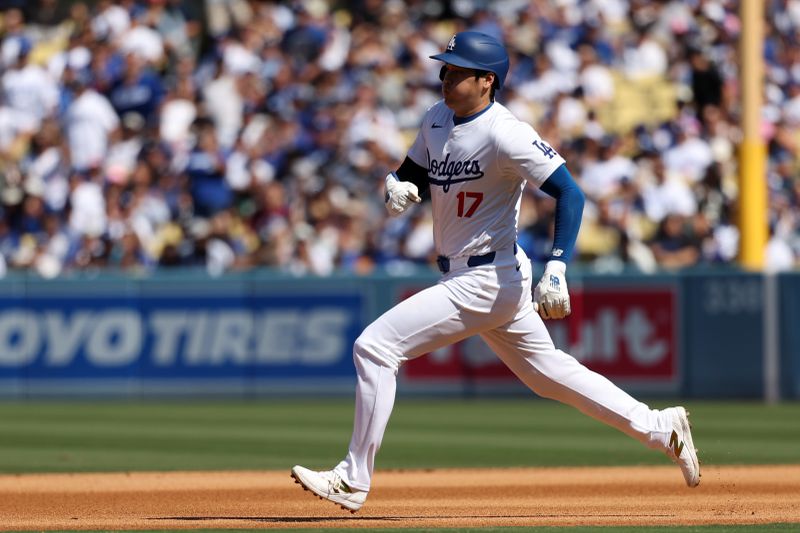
<box><xmin>407</xmin><ymin>101</ymin><xmax>565</xmax><ymax>259</ymax></box>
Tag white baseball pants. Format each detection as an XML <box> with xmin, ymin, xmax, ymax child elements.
<box><xmin>334</xmin><ymin>248</ymin><xmax>674</xmax><ymax>491</ymax></box>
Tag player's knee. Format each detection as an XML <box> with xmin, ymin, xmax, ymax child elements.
<box><xmin>522</xmin><ymin>348</ymin><xmax>583</xmax><ymax>399</ymax></box>
<box><xmin>352</xmin><ymin>333</ymin><xmax>371</xmax><ymax>360</ymax></box>
<box><xmin>353</xmin><ymin>329</ymin><xmax>399</xmax><ymax>370</ymax></box>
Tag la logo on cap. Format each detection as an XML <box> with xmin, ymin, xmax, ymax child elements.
<box><xmin>447</xmin><ymin>35</ymin><xmax>456</xmax><ymax>51</ymax></box>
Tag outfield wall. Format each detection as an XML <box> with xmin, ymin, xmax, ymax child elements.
<box><xmin>0</xmin><ymin>269</ymin><xmax>797</xmax><ymax>400</ymax></box>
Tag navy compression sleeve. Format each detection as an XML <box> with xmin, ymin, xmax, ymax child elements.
<box><xmin>395</xmin><ymin>157</ymin><xmax>430</xmax><ymax>199</ymax></box>
<box><xmin>538</xmin><ymin>164</ymin><xmax>585</xmax><ymax>262</ymax></box>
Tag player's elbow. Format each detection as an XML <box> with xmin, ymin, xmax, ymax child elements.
<box><xmin>570</xmin><ymin>185</ymin><xmax>585</xmax><ymax>216</ymax></box>
<box><xmin>555</xmin><ymin>178</ymin><xmax>585</xmax><ymax>218</ymax></box>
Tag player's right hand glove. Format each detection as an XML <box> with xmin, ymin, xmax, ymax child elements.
<box><xmin>533</xmin><ymin>260</ymin><xmax>571</xmax><ymax>320</ymax></box>
<box><xmin>384</xmin><ymin>172</ymin><xmax>421</xmax><ymax>216</ymax></box>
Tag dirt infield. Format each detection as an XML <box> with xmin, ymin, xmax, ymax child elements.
<box><xmin>0</xmin><ymin>465</ymin><xmax>798</xmax><ymax>530</ymax></box>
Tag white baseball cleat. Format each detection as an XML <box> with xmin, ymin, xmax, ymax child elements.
<box><xmin>664</xmin><ymin>406</ymin><xmax>700</xmax><ymax>487</ymax></box>
<box><xmin>291</xmin><ymin>465</ymin><xmax>367</xmax><ymax>513</ymax></box>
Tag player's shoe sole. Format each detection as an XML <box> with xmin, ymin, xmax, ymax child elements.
<box><xmin>290</xmin><ymin>465</ymin><xmax>367</xmax><ymax>513</ymax></box>
<box><xmin>666</xmin><ymin>406</ymin><xmax>701</xmax><ymax>487</ymax></box>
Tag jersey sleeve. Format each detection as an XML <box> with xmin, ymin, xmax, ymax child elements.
<box><xmin>497</xmin><ymin>121</ymin><xmax>566</xmax><ymax>187</ymax></box>
<box><xmin>407</xmin><ymin>101</ymin><xmax>445</xmax><ymax>167</ymax></box>
<box><xmin>405</xmin><ymin>106</ymin><xmax>432</xmax><ymax>168</ymax></box>
<box><xmin>406</xmin><ymin>127</ymin><xmax>427</xmax><ymax>168</ymax></box>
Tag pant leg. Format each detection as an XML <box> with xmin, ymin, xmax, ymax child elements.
<box><xmin>335</xmin><ymin>268</ymin><xmax>520</xmax><ymax>491</ymax></box>
<box><xmin>480</xmin><ymin>309</ymin><xmax>672</xmax><ymax>450</ymax></box>
<box><xmin>333</xmin><ymin>354</ymin><xmax>397</xmax><ymax>491</ymax></box>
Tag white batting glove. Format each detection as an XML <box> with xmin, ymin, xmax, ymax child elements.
<box><xmin>384</xmin><ymin>172</ymin><xmax>421</xmax><ymax>216</ymax></box>
<box><xmin>533</xmin><ymin>260</ymin><xmax>571</xmax><ymax>320</ymax></box>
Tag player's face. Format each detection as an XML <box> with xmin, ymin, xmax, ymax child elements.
<box><xmin>441</xmin><ymin>64</ymin><xmax>493</xmax><ymax>116</ymax></box>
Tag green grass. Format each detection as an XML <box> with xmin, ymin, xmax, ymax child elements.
<box><xmin>1</xmin><ymin>401</ymin><xmax>798</xmax><ymax>531</ymax></box>
<box><xmin>0</xmin><ymin>399</ymin><xmax>797</xmax><ymax>473</ymax></box>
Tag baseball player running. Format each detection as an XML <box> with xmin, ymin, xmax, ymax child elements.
<box><xmin>292</xmin><ymin>31</ymin><xmax>699</xmax><ymax>513</ymax></box>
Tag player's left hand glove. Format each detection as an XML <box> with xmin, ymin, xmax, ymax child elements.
<box><xmin>384</xmin><ymin>172</ymin><xmax>421</xmax><ymax>216</ymax></box>
<box><xmin>533</xmin><ymin>260</ymin><xmax>571</xmax><ymax>320</ymax></box>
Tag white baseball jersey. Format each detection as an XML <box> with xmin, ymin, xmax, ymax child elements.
<box><xmin>332</xmin><ymin>100</ymin><xmax>678</xmax><ymax>494</ymax></box>
<box><xmin>406</xmin><ymin>101</ymin><xmax>565</xmax><ymax>258</ymax></box>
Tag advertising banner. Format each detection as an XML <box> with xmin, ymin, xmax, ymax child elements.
<box><xmin>402</xmin><ymin>285</ymin><xmax>678</xmax><ymax>389</ymax></box>
<box><xmin>0</xmin><ymin>293</ymin><xmax>362</xmax><ymax>382</ymax></box>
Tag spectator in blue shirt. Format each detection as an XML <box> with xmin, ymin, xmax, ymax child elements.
<box><xmin>109</xmin><ymin>53</ymin><xmax>165</xmax><ymax>124</ymax></box>
<box><xmin>184</xmin><ymin>118</ymin><xmax>232</xmax><ymax>216</ymax></box>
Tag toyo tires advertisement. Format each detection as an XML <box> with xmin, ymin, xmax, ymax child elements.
<box><xmin>0</xmin><ymin>278</ymin><xmax>366</xmax><ymax>396</ymax></box>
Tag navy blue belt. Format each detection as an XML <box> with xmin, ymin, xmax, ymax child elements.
<box><xmin>436</xmin><ymin>243</ymin><xmax>517</xmax><ymax>274</ymax></box>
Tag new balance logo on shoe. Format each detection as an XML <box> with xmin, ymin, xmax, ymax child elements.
<box><xmin>665</xmin><ymin>406</ymin><xmax>700</xmax><ymax>487</ymax></box>
<box><xmin>669</xmin><ymin>430</ymin><xmax>684</xmax><ymax>457</ymax></box>
<box><xmin>332</xmin><ymin>477</ymin><xmax>353</xmax><ymax>494</ymax></box>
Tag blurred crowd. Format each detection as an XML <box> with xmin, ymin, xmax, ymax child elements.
<box><xmin>0</xmin><ymin>0</ymin><xmax>798</xmax><ymax>278</ymax></box>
